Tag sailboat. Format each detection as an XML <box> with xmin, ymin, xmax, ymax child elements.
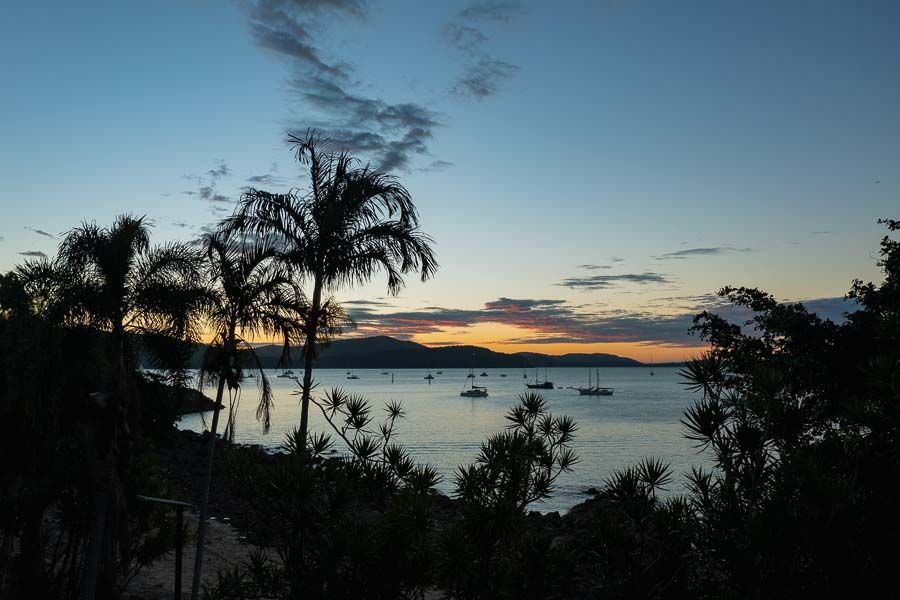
<box><xmin>578</xmin><ymin>368</ymin><xmax>613</xmax><ymax>396</ymax></box>
<box><xmin>649</xmin><ymin>353</ymin><xmax>655</xmax><ymax>376</ymax></box>
<box><xmin>460</xmin><ymin>367</ymin><xmax>488</xmax><ymax>397</ymax></box>
<box><xmin>526</xmin><ymin>368</ymin><xmax>554</xmax><ymax>390</ymax></box>
<box><xmin>347</xmin><ymin>370</ymin><xmax>360</xmax><ymax>380</ymax></box>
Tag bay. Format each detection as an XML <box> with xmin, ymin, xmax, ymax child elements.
<box><xmin>179</xmin><ymin>366</ymin><xmax>706</xmax><ymax>512</ymax></box>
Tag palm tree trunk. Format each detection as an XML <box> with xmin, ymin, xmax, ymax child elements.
<box><xmin>190</xmin><ymin>371</ymin><xmax>227</xmax><ymax>600</ymax></box>
<box><xmin>79</xmin><ymin>491</ymin><xmax>109</xmax><ymax>600</ymax></box>
<box><xmin>81</xmin><ymin>322</ymin><xmax>127</xmax><ymax>600</ymax></box>
<box><xmin>298</xmin><ymin>277</ymin><xmax>323</xmax><ymax>452</ymax></box>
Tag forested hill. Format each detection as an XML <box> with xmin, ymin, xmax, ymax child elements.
<box><xmin>170</xmin><ymin>335</ymin><xmax>656</xmax><ymax>369</ymax></box>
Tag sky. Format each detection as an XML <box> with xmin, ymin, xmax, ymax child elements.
<box><xmin>1</xmin><ymin>0</ymin><xmax>898</xmax><ymax>362</ymax></box>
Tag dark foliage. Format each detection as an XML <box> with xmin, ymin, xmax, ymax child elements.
<box><xmin>669</xmin><ymin>218</ymin><xmax>900</xmax><ymax>598</ymax></box>
<box><xmin>204</xmin><ymin>391</ymin><xmax>439</xmax><ymax>600</ymax></box>
<box><xmin>437</xmin><ymin>393</ymin><xmax>578</xmax><ymax>599</ymax></box>
<box><xmin>0</xmin><ymin>221</ymin><xmax>207</xmax><ymax>598</ymax></box>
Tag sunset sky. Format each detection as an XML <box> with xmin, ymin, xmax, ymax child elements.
<box><xmin>2</xmin><ymin>1</ymin><xmax>898</xmax><ymax>362</ymax></box>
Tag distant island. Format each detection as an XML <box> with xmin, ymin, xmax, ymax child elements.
<box><xmin>159</xmin><ymin>335</ymin><xmax>679</xmax><ymax>369</ymax></box>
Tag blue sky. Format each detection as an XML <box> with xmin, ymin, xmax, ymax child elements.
<box><xmin>1</xmin><ymin>1</ymin><xmax>898</xmax><ymax>360</ymax></box>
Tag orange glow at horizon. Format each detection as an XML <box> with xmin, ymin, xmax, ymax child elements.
<box><xmin>219</xmin><ymin>323</ymin><xmax>707</xmax><ymax>363</ymax></box>
<box><xmin>410</xmin><ymin>324</ymin><xmax>706</xmax><ymax>363</ymax></box>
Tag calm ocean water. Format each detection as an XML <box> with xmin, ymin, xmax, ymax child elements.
<box><xmin>179</xmin><ymin>367</ymin><xmax>707</xmax><ymax>512</ymax></box>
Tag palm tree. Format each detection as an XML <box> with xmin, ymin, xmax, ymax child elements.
<box><xmin>223</xmin><ymin>132</ymin><xmax>437</xmax><ymax>450</ymax></box>
<box><xmin>57</xmin><ymin>214</ymin><xmax>206</xmax><ymax>599</ymax></box>
<box><xmin>189</xmin><ymin>231</ymin><xmax>309</xmax><ymax>600</ymax></box>
<box><xmin>59</xmin><ymin>214</ymin><xmax>206</xmax><ymax>383</ymax></box>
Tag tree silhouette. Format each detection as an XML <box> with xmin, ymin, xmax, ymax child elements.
<box><xmin>222</xmin><ymin>131</ymin><xmax>436</xmax><ymax>451</ymax></box>
<box><xmin>190</xmin><ymin>231</ymin><xmax>308</xmax><ymax>600</ymax></box>
<box><xmin>56</xmin><ymin>214</ymin><xmax>206</xmax><ymax>598</ymax></box>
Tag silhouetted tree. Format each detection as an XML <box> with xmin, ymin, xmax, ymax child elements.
<box><xmin>677</xmin><ymin>218</ymin><xmax>900</xmax><ymax>598</ymax></box>
<box><xmin>222</xmin><ymin>132</ymin><xmax>437</xmax><ymax>451</ymax></box>
<box><xmin>1</xmin><ymin>256</ymin><xmax>190</xmax><ymax>599</ymax></box>
<box><xmin>190</xmin><ymin>232</ymin><xmax>308</xmax><ymax>600</ymax></box>
<box><xmin>440</xmin><ymin>393</ymin><xmax>578</xmax><ymax>599</ymax></box>
<box><xmin>56</xmin><ymin>215</ymin><xmax>206</xmax><ymax>598</ymax></box>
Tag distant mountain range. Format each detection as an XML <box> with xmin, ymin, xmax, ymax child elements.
<box><xmin>170</xmin><ymin>336</ymin><xmax>670</xmax><ymax>369</ymax></box>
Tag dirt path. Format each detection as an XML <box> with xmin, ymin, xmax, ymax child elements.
<box><xmin>125</xmin><ymin>515</ymin><xmax>249</xmax><ymax>600</ymax></box>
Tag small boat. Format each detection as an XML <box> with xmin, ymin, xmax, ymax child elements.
<box><xmin>500</xmin><ymin>374</ymin><xmax>507</xmax><ymax>378</ymax></box>
<box><xmin>523</xmin><ymin>371</ymin><xmax>528</xmax><ymax>378</ymax></box>
<box><xmin>460</xmin><ymin>386</ymin><xmax>488</xmax><ymax>398</ymax></box>
<box><xmin>346</xmin><ymin>371</ymin><xmax>351</xmax><ymax>375</ymax></box>
<box><xmin>526</xmin><ymin>368</ymin><xmax>554</xmax><ymax>390</ymax></box>
<box><xmin>277</xmin><ymin>369</ymin><xmax>295</xmax><ymax>378</ymax></box>
<box><xmin>347</xmin><ymin>371</ymin><xmax>360</xmax><ymax>380</ymax></box>
<box><xmin>577</xmin><ymin>368</ymin><xmax>614</xmax><ymax>396</ymax></box>
<box><xmin>480</xmin><ymin>372</ymin><xmax>488</xmax><ymax>377</ymax></box>
<box><xmin>460</xmin><ymin>367</ymin><xmax>488</xmax><ymax>397</ymax></box>
<box><xmin>436</xmin><ymin>371</ymin><xmax>443</xmax><ymax>374</ymax></box>
<box><xmin>381</xmin><ymin>371</ymin><xmax>389</xmax><ymax>375</ymax></box>
<box><xmin>579</xmin><ymin>386</ymin><xmax>613</xmax><ymax>396</ymax></box>
<box><xmin>527</xmin><ymin>381</ymin><xmax>554</xmax><ymax>389</ymax></box>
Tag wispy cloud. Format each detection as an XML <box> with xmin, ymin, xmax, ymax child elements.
<box><xmin>247</xmin><ymin>0</ymin><xmax>363</xmax><ymax>78</ymax></box>
<box><xmin>286</xmin><ymin>75</ymin><xmax>441</xmax><ymax>171</ymax></box>
<box><xmin>343</xmin><ymin>299</ymin><xmax>396</xmax><ymax>307</ymax></box>
<box><xmin>19</xmin><ymin>250</ymin><xmax>47</xmax><ymax>259</ymax></box>
<box><xmin>451</xmin><ymin>58</ymin><xmax>519</xmax><ymax>99</ymax></box>
<box><xmin>242</xmin><ymin>0</ymin><xmax>441</xmax><ymax>172</ymax></box>
<box><xmin>183</xmin><ymin>160</ymin><xmax>234</xmax><ymax>211</ymax></box>
<box><xmin>445</xmin><ymin>1</ymin><xmax>524</xmax><ymax>100</ymax></box>
<box><xmin>207</xmin><ymin>160</ymin><xmax>230</xmax><ymax>180</ymax></box>
<box><xmin>654</xmin><ymin>246</ymin><xmax>752</xmax><ymax>260</ymax></box>
<box><xmin>247</xmin><ymin>174</ymin><xmax>275</xmax><ymax>185</ymax></box>
<box><xmin>346</xmin><ymin>296</ymin><xmax>698</xmax><ymax>346</ymax></box>
<box><xmin>577</xmin><ymin>257</ymin><xmax>624</xmax><ymax>270</ymax></box>
<box><xmin>558</xmin><ymin>272</ymin><xmax>671</xmax><ymax>290</ymax></box>
<box><xmin>246</xmin><ymin>162</ymin><xmax>287</xmax><ymax>188</ymax></box>
<box><xmin>418</xmin><ymin>160</ymin><xmax>455</xmax><ymax>173</ymax></box>
<box><xmin>24</xmin><ymin>226</ymin><xmax>56</xmax><ymax>239</ymax></box>
<box><xmin>344</xmin><ymin>293</ymin><xmax>856</xmax><ymax>348</ymax></box>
